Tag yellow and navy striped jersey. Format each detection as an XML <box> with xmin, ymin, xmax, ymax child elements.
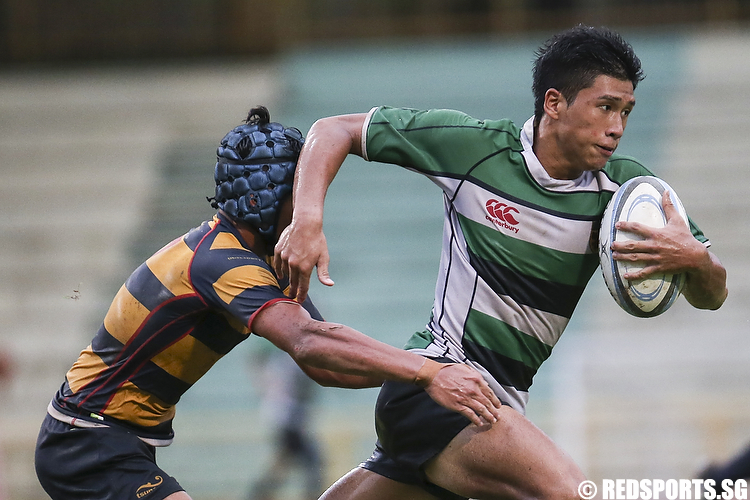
<box><xmin>50</xmin><ymin>213</ymin><xmax>321</xmax><ymax>444</ymax></box>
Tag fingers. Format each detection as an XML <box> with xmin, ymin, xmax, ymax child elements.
<box><xmin>615</xmin><ymin>191</ymin><xmax>685</xmax><ymax>241</ymax></box>
<box><xmin>427</xmin><ymin>364</ymin><xmax>502</xmax><ymax>426</ymax></box>
<box><xmin>612</xmin><ymin>247</ymin><xmax>656</xmax><ymax>262</ymax></box>
<box><xmin>288</xmin><ymin>268</ymin><xmax>302</xmax><ymax>301</ymax></box>
<box><xmin>661</xmin><ymin>189</ymin><xmax>674</xmax><ymax>210</ymax></box>
<box><xmin>622</xmin><ymin>264</ymin><xmax>660</xmax><ymax>281</ymax></box>
<box><xmin>614</xmin><ymin>220</ymin><xmax>653</xmax><ymax>239</ymax></box>
<box><xmin>273</xmin><ymin>228</ymin><xmax>291</xmax><ymax>278</ymax></box>
<box><xmin>316</xmin><ymin>252</ymin><xmax>335</xmax><ymax>288</ymax></box>
<box><xmin>292</xmin><ymin>248</ymin><xmax>332</xmax><ymax>303</ymax></box>
<box><xmin>465</xmin><ymin>391</ymin><xmax>502</xmax><ymax>426</ymax></box>
<box><xmin>459</xmin><ymin>405</ymin><xmax>489</xmax><ymax>427</ymax></box>
<box><xmin>451</xmin><ymin>388</ymin><xmax>499</xmax><ymax>427</ymax></box>
<box><xmin>613</xmin><ymin>191</ymin><xmax>677</xmax><ymax>238</ymax></box>
<box><xmin>661</xmin><ymin>190</ymin><xmax>677</xmax><ymax>218</ymax></box>
<box><xmin>662</xmin><ymin>190</ymin><xmax>690</xmax><ymax>230</ymax></box>
<box><xmin>469</xmin><ymin>395</ymin><xmax>502</xmax><ymax>426</ymax></box>
<box><xmin>272</xmin><ymin>225</ymin><xmax>332</xmax><ymax>302</ymax></box>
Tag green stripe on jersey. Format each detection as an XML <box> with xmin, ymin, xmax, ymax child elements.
<box><xmin>404</xmin><ymin>329</ymin><xmax>435</xmax><ymax>350</ymax></box>
<box><xmin>458</xmin><ymin>213</ymin><xmax>599</xmax><ymax>286</ymax></box>
<box><xmin>465</xmin><ymin>309</ymin><xmax>553</xmax><ymax>370</ymax></box>
<box><xmin>367</xmin><ymin>108</ymin><xmax>523</xmax><ymax>178</ymax></box>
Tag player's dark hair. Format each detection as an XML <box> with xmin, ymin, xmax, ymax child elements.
<box><xmin>245</xmin><ymin>106</ymin><xmax>270</xmax><ymax>125</ymax></box>
<box><xmin>532</xmin><ymin>25</ymin><xmax>645</xmax><ymax>122</ymax></box>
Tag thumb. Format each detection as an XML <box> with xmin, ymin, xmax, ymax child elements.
<box><xmin>662</xmin><ymin>190</ymin><xmax>686</xmax><ymax>226</ymax></box>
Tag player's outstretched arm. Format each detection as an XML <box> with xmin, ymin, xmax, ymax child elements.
<box><xmin>294</xmin><ymin>362</ymin><xmax>384</xmax><ymax>389</ymax></box>
<box><xmin>273</xmin><ymin>113</ymin><xmax>368</xmax><ymax>303</ymax></box>
<box><xmin>612</xmin><ymin>190</ymin><xmax>728</xmax><ymax>310</ymax></box>
<box><xmin>252</xmin><ymin>300</ymin><xmax>502</xmax><ymax>426</ymax></box>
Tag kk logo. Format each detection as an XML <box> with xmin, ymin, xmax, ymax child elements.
<box><xmin>485</xmin><ymin>199</ymin><xmax>520</xmax><ymax>225</ymax></box>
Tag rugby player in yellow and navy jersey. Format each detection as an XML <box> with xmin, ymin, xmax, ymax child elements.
<box><xmin>34</xmin><ymin>107</ymin><xmax>502</xmax><ymax>500</ymax></box>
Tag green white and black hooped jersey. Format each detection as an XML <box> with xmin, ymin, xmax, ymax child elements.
<box><xmin>362</xmin><ymin>106</ymin><xmax>709</xmax><ymax>413</ymax></box>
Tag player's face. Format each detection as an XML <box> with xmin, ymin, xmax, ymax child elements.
<box><xmin>556</xmin><ymin>75</ymin><xmax>636</xmax><ymax>175</ymax></box>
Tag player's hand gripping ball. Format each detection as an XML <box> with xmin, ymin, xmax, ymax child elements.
<box><xmin>599</xmin><ymin>176</ymin><xmax>688</xmax><ymax>318</ymax></box>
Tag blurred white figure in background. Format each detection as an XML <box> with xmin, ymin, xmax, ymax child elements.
<box><xmin>249</xmin><ymin>345</ymin><xmax>324</xmax><ymax>500</ymax></box>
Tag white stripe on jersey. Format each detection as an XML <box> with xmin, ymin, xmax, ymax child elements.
<box><xmin>426</xmin><ymin>175</ymin><xmax>596</xmax><ymax>255</ymax></box>
<box><xmin>361</xmin><ymin>107</ymin><xmax>379</xmax><ymax>161</ymax></box>
<box><xmin>471</xmin><ymin>278</ymin><xmax>569</xmax><ymax>348</ymax></box>
<box><xmin>425</xmin><ymin>200</ymin><xmax>474</xmax><ymax>360</ymax></box>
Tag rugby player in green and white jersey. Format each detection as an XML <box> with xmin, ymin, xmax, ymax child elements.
<box><xmin>274</xmin><ymin>25</ymin><xmax>728</xmax><ymax>500</ymax></box>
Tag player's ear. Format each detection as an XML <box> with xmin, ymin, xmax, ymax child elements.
<box><xmin>543</xmin><ymin>88</ymin><xmax>565</xmax><ymax>120</ymax></box>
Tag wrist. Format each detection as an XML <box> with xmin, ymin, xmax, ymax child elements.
<box><xmin>291</xmin><ymin>207</ymin><xmax>324</xmax><ymax>228</ymax></box>
<box><xmin>414</xmin><ymin>358</ymin><xmax>454</xmax><ymax>387</ymax></box>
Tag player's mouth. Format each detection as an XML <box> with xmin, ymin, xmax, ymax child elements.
<box><xmin>597</xmin><ymin>144</ymin><xmax>615</xmax><ymax>157</ymax></box>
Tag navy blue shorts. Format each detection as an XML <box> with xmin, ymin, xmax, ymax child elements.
<box><xmin>35</xmin><ymin>414</ymin><xmax>184</xmax><ymax>500</ymax></box>
<box><xmin>361</xmin><ymin>365</ymin><xmax>472</xmax><ymax>500</ymax></box>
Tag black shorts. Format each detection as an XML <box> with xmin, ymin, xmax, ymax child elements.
<box><xmin>361</xmin><ymin>363</ymin><xmax>472</xmax><ymax>500</ymax></box>
<box><xmin>35</xmin><ymin>414</ymin><xmax>184</xmax><ymax>500</ymax></box>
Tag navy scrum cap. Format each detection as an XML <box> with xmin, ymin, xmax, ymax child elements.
<box><xmin>208</xmin><ymin>106</ymin><xmax>304</xmax><ymax>239</ymax></box>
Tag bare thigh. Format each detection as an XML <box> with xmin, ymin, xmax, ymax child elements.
<box><xmin>165</xmin><ymin>491</ymin><xmax>192</xmax><ymax>500</ymax></box>
<box><xmin>424</xmin><ymin>405</ymin><xmax>585</xmax><ymax>500</ymax></box>
<box><xmin>319</xmin><ymin>467</ymin><xmax>439</xmax><ymax>500</ymax></box>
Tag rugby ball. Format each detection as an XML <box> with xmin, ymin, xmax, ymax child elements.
<box><xmin>599</xmin><ymin>176</ymin><xmax>688</xmax><ymax>318</ymax></box>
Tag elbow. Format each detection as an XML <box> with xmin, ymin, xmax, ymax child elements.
<box><xmin>289</xmin><ymin>336</ymin><xmax>322</xmax><ymax>368</ymax></box>
<box><xmin>685</xmin><ymin>286</ymin><xmax>728</xmax><ymax>311</ymax></box>
<box><xmin>684</xmin><ymin>256</ymin><xmax>728</xmax><ymax>310</ymax></box>
<box><xmin>286</xmin><ymin>320</ymin><xmax>334</xmax><ymax>368</ymax></box>
<box><xmin>308</xmin><ymin>114</ymin><xmax>365</xmax><ymax>156</ymax></box>
<box><xmin>707</xmin><ymin>287</ymin><xmax>729</xmax><ymax>310</ymax></box>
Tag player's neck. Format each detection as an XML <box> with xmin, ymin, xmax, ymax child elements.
<box><xmin>533</xmin><ymin>120</ymin><xmax>583</xmax><ymax>180</ymax></box>
<box><xmin>221</xmin><ymin>211</ymin><xmax>269</xmax><ymax>257</ymax></box>
<box><xmin>238</xmin><ymin>226</ymin><xmax>268</xmax><ymax>257</ymax></box>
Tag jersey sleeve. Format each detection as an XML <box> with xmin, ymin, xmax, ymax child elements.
<box><xmin>208</xmin><ymin>258</ymin><xmax>292</xmax><ymax>326</ymax></box>
<box><xmin>363</xmin><ymin>106</ymin><xmax>521</xmax><ymax>187</ymax></box>
<box><xmin>189</xmin><ymin>225</ymin><xmax>307</xmax><ymax>332</ymax></box>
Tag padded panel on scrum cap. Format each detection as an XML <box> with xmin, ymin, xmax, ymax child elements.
<box><xmin>212</xmin><ymin>115</ymin><xmax>303</xmax><ymax>238</ymax></box>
